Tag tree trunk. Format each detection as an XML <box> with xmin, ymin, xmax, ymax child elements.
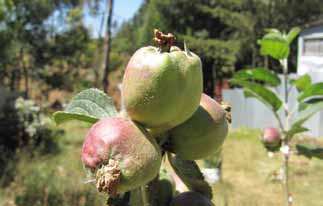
<box><xmin>102</xmin><ymin>0</ymin><xmax>114</xmax><ymax>93</ymax></box>
<box><xmin>10</xmin><ymin>68</ymin><xmax>16</xmax><ymax>91</ymax></box>
<box><xmin>264</xmin><ymin>56</ymin><xmax>268</xmax><ymax>69</ymax></box>
<box><xmin>94</xmin><ymin>12</ymin><xmax>106</xmax><ymax>88</ymax></box>
<box><xmin>20</xmin><ymin>48</ymin><xmax>29</xmax><ymax>98</ymax></box>
<box><xmin>251</xmin><ymin>44</ymin><xmax>256</xmax><ymax>67</ymax></box>
<box><xmin>203</xmin><ymin>60</ymin><xmax>214</xmax><ymax>98</ymax></box>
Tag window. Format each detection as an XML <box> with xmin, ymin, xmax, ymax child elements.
<box><xmin>303</xmin><ymin>38</ymin><xmax>323</xmax><ymax>56</ymax></box>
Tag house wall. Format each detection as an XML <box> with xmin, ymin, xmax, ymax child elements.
<box><xmin>298</xmin><ymin>25</ymin><xmax>323</xmax><ymax>75</ymax></box>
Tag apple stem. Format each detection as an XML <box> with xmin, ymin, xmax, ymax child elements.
<box><xmin>281</xmin><ymin>58</ymin><xmax>291</xmax><ymax>206</ymax></box>
<box><xmin>140</xmin><ymin>184</ymin><xmax>149</xmax><ymax>206</ymax></box>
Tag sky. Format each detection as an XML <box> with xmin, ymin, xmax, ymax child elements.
<box><xmin>83</xmin><ymin>0</ymin><xmax>144</xmax><ymax>38</ymax></box>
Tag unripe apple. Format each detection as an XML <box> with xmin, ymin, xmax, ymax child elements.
<box><xmin>82</xmin><ymin>117</ymin><xmax>161</xmax><ymax>196</ymax></box>
<box><xmin>167</xmin><ymin>94</ymin><xmax>228</xmax><ymax>160</ymax></box>
<box><xmin>122</xmin><ymin>46</ymin><xmax>203</xmax><ymax>133</ymax></box>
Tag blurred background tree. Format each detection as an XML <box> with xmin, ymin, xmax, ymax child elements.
<box><xmin>0</xmin><ymin>0</ymin><xmax>98</xmax><ymax>99</ymax></box>
<box><xmin>1</xmin><ymin>0</ymin><xmax>322</xmax><ymax>99</ymax></box>
<box><xmin>112</xmin><ymin>0</ymin><xmax>323</xmax><ymax>97</ymax></box>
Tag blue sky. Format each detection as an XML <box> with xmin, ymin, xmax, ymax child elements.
<box><xmin>84</xmin><ymin>0</ymin><xmax>143</xmax><ymax>38</ymax></box>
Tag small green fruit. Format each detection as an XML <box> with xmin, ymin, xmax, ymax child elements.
<box><xmin>170</xmin><ymin>191</ymin><xmax>214</xmax><ymax>206</ymax></box>
<box><xmin>82</xmin><ymin>117</ymin><xmax>161</xmax><ymax>196</ymax></box>
<box><xmin>168</xmin><ymin>94</ymin><xmax>228</xmax><ymax>160</ymax></box>
<box><xmin>122</xmin><ymin>46</ymin><xmax>203</xmax><ymax>133</ymax></box>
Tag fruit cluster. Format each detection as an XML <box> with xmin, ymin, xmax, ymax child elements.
<box><xmin>81</xmin><ymin>30</ymin><xmax>229</xmax><ymax>205</ymax></box>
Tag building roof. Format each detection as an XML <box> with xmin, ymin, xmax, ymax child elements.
<box><xmin>302</xmin><ymin>19</ymin><xmax>323</xmax><ymax>29</ymax></box>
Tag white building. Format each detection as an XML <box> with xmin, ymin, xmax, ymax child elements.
<box><xmin>298</xmin><ymin>20</ymin><xmax>323</xmax><ymax>77</ymax></box>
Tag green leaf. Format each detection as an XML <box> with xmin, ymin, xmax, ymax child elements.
<box><xmin>233</xmin><ymin>67</ymin><xmax>281</xmax><ymax>86</ymax></box>
<box><xmin>53</xmin><ymin>88</ymin><xmax>118</xmax><ymax>125</ymax></box>
<box><xmin>296</xmin><ymin>144</ymin><xmax>323</xmax><ymax>160</ymax></box>
<box><xmin>286</xmin><ymin>125</ymin><xmax>308</xmax><ymax>138</ymax></box>
<box><xmin>290</xmin><ymin>74</ymin><xmax>312</xmax><ymax>92</ymax></box>
<box><xmin>298</xmin><ymin>82</ymin><xmax>323</xmax><ymax>101</ymax></box>
<box><xmin>299</xmin><ymin>97</ymin><xmax>323</xmax><ymax>111</ymax></box>
<box><xmin>243</xmin><ymin>90</ymin><xmax>255</xmax><ymax>98</ymax></box>
<box><xmin>264</xmin><ymin>28</ymin><xmax>281</xmax><ymax>34</ymax></box>
<box><xmin>286</xmin><ymin>27</ymin><xmax>301</xmax><ymax>44</ymax></box>
<box><xmin>230</xmin><ymin>79</ymin><xmax>282</xmax><ymax>111</ymax></box>
<box><xmin>293</xmin><ymin>102</ymin><xmax>323</xmax><ymax>126</ymax></box>
<box><xmin>298</xmin><ymin>103</ymin><xmax>308</xmax><ymax>111</ymax></box>
<box><xmin>168</xmin><ymin>153</ymin><xmax>213</xmax><ymax>199</ymax></box>
<box><xmin>53</xmin><ymin>112</ymin><xmax>99</xmax><ymax>125</ymax></box>
<box><xmin>258</xmin><ymin>32</ymin><xmax>289</xmax><ymax>60</ymax></box>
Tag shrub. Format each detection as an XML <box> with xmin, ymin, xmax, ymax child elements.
<box><xmin>0</xmin><ymin>88</ymin><xmax>63</xmax><ymax>186</ymax></box>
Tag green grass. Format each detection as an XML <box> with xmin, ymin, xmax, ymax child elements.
<box><xmin>1</xmin><ymin>125</ymin><xmax>323</xmax><ymax>206</ymax></box>
<box><xmin>0</xmin><ymin>121</ymin><xmax>106</xmax><ymax>206</ymax></box>
<box><xmin>213</xmin><ymin>127</ymin><xmax>323</xmax><ymax>206</ymax></box>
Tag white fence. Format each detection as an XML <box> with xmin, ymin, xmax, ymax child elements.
<box><xmin>222</xmin><ymin>72</ymin><xmax>323</xmax><ymax>137</ymax></box>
